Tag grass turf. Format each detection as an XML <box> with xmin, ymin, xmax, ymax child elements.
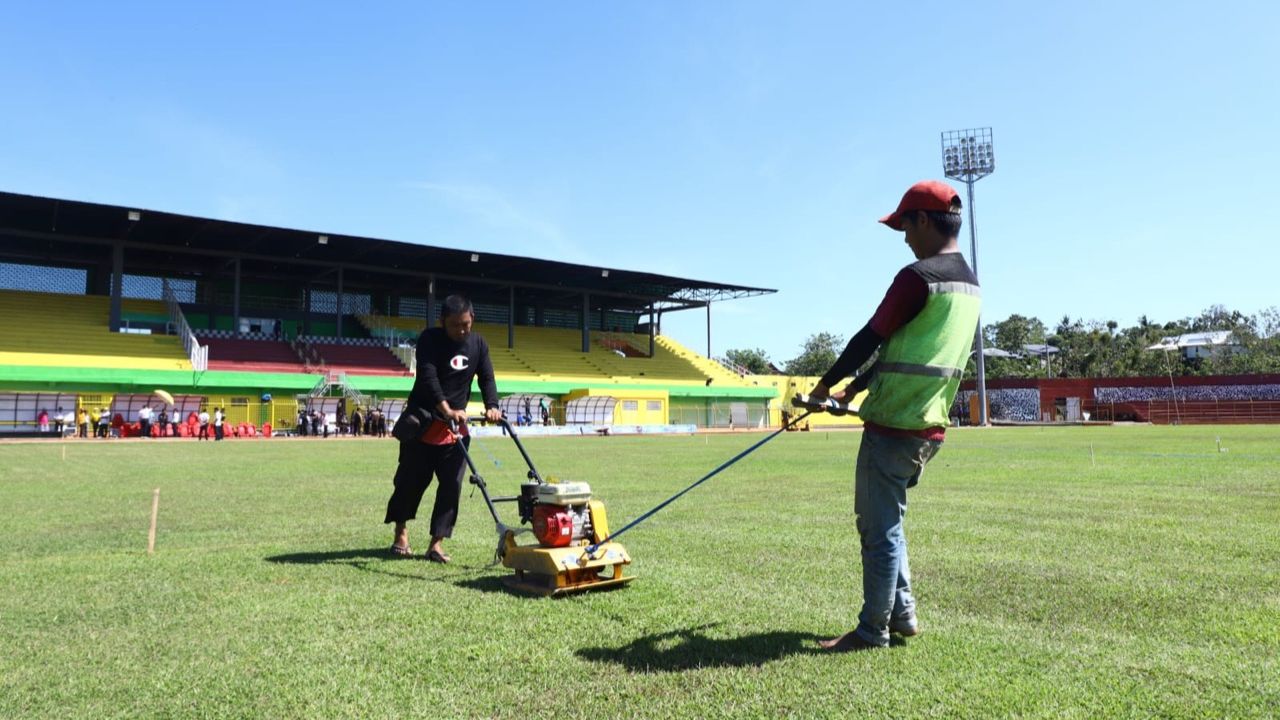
<box><xmin>1</xmin><ymin>425</ymin><xmax>1278</xmax><ymax>718</ymax></box>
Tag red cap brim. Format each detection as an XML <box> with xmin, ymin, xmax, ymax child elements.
<box><xmin>879</xmin><ymin>212</ymin><xmax>905</xmax><ymax>231</ymax></box>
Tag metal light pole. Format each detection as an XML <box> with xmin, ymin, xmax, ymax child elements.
<box><xmin>942</xmin><ymin>127</ymin><xmax>994</xmax><ymax>426</ymax></box>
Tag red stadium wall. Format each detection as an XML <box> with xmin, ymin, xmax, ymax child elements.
<box><xmin>963</xmin><ymin>374</ymin><xmax>1280</xmax><ymax>424</ymax></box>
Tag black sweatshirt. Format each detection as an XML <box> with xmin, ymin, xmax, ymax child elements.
<box><xmin>408</xmin><ymin>327</ymin><xmax>500</xmax><ymax>412</ymax></box>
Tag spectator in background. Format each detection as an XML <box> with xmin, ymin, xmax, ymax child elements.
<box><xmin>364</xmin><ymin>409</ymin><xmax>374</xmax><ymax>436</ymax></box>
<box><xmin>214</xmin><ymin>408</ymin><xmax>225</xmax><ymax>441</ymax></box>
<box><xmin>170</xmin><ymin>407</ymin><xmax>180</xmax><ymax>437</ymax></box>
<box><xmin>351</xmin><ymin>407</ymin><xmax>363</xmax><ymax>437</ymax></box>
<box><xmin>139</xmin><ymin>405</ymin><xmax>153</xmax><ymax>438</ymax></box>
<box><xmin>539</xmin><ymin>398</ymin><xmax>549</xmax><ymax>426</ymax></box>
<box><xmin>79</xmin><ymin>408</ymin><xmax>89</xmax><ymax>439</ymax></box>
<box><xmin>52</xmin><ymin>407</ymin><xmax>64</xmax><ymax>434</ymax></box>
<box><xmin>38</xmin><ymin>409</ymin><xmax>49</xmax><ymax>433</ymax></box>
<box><xmin>376</xmin><ymin>408</ymin><xmax>387</xmax><ymax>438</ymax></box>
<box><xmin>198</xmin><ymin>409</ymin><xmax>210</xmax><ymax>440</ymax></box>
<box><xmin>157</xmin><ymin>408</ymin><xmax>169</xmax><ymax>438</ymax></box>
<box><xmin>97</xmin><ymin>408</ymin><xmax>110</xmax><ymax>438</ymax></box>
<box><xmin>110</xmin><ymin>413</ymin><xmax>124</xmax><ymax>438</ymax></box>
<box><xmin>297</xmin><ymin>408</ymin><xmax>309</xmax><ymax>437</ymax></box>
<box><xmin>63</xmin><ymin>408</ymin><xmax>75</xmax><ymax>436</ymax></box>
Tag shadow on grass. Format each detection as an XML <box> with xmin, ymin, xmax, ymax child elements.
<box><xmin>453</xmin><ymin>574</ymin><xmax>636</xmax><ymax>598</ymax></box>
<box><xmin>576</xmin><ymin>623</ymin><xmax>826</xmax><ymax>672</ymax></box>
<box><xmin>453</xmin><ymin>575</ymin><xmax>511</xmax><ymax>595</ymax></box>
<box><xmin>265</xmin><ymin>548</ymin><xmax>391</xmax><ymax>564</ymax></box>
<box><xmin>264</xmin><ymin>547</ymin><xmax>488</xmax><ymax>584</ymax></box>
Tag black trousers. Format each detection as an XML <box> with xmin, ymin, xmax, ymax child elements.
<box><xmin>384</xmin><ymin>437</ymin><xmax>470</xmax><ymax>539</ymax></box>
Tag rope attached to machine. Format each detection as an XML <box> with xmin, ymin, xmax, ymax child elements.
<box><xmin>583</xmin><ymin>410</ymin><xmax>813</xmax><ymax>555</ymax></box>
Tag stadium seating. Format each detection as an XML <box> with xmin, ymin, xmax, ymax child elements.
<box><xmin>0</xmin><ymin>289</ymin><xmax>191</xmax><ymax>370</ymax></box>
<box><xmin>307</xmin><ymin>341</ymin><xmax>409</xmax><ymax>377</ymax></box>
<box><xmin>363</xmin><ymin>314</ymin><xmax>750</xmax><ymax>386</ymax></box>
<box><xmin>202</xmin><ymin>337</ymin><xmax>307</xmax><ymax>374</ymax></box>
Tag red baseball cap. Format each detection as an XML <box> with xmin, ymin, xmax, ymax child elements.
<box><xmin>879</xmin><ymin>180</ymin><xmax>962</xmax><ymax>231</ymax></box>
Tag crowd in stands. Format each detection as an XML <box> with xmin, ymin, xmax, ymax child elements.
<box><xmin>1094</xmin><ymin>384</ymin><xmax>1280</xmax><ymax>403</ymax></box>
<box><xmin>951</xmin><ymin>389</ymin><xmax>1041</xmax><ymax>423</ymax></box>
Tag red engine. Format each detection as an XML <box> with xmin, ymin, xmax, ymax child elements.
<box><xmin>532</xmin><ymin>505</ymin><xmax>575</xmax><ymax>547</ymax></box>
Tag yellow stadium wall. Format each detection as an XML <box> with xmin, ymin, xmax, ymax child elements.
<box><xmin>739</xmin><ymin>374</ymin><xmax>867</xmax><ymax>428</ymax></box>
<box><xmin>563</xmin><ymin>387</ymin><xmax>669</xmax><ymax>425</ymax></box>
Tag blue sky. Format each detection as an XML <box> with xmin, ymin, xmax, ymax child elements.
<box><xmin>2</xmin><ymin>1</ymin><xmax>1276</xmax><ymax>362</ymax></box>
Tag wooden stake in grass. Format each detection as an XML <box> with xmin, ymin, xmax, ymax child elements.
<box><xmin>147</xmin><ymin>488</ymin><xmax>160</xmax><ymax>554</ymax></box>
<box><xmin>1090</xmin><ymin>443</ymin><xmax>1096</xmax><ymax>466</ymax></box>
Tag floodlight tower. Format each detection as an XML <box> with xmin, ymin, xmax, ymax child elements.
<box><xmin>942</xmin><ymin>127</ymin><xmax>995</xmax><ymax>426</ymax></box>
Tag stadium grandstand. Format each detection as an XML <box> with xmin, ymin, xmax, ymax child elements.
<box><xmin>954</xmin><ymin>375</ymin><xmax>1280</xmax><ymax>425</ymax></box>
<box><xmin>0</xmin><ymin>190</ymin><xmax>786</xmax><ymax>436</ymax></box>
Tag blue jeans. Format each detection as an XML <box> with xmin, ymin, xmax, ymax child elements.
<box><xmin>854</xmin><ymin>429</ymin><xmax>941</xmax><ymax>646</ymax></box>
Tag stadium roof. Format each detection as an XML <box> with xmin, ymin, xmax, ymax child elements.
<box><xmin>0</xmin><ymin>191</ymin><xmax>775</xmax><ymax>311</ymax></box>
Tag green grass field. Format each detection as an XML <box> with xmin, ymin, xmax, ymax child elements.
<box><xmin>2</xmin><ymin>426</ymin><xmax>1278</xmax><ymax>718</ymax></box>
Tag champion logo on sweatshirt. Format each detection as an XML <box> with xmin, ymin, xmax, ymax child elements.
<box><xmin>449</xmin><ymin>354</ymin><xmax>470</xmax><ymax>370</ymax></box>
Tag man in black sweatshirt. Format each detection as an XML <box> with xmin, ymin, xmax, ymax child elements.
<box><xmin>385</xmin><ymin>295</ymin><xmax>502</xmax><ymax>562</ymax></box>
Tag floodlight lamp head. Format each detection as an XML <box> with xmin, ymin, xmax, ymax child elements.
<box><xmin>940</xmin><ymin>127</ymin><xmax>995</xmax><ymax>180</ymax></box>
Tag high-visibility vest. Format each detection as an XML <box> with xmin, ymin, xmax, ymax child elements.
<box><xmin>859</xmin><ymin>280</ymin><xmax>981</xmax><ymax>430</ymax></box>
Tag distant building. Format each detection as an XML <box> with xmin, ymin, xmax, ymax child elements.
<box><xmin>1147</xmin><ymin>331</ymin><xmax>1241</xmax><ymax>360</ymax></box>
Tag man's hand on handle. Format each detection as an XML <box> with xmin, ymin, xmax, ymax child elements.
<box><xmin>436</xmin><ymin>401</ymin><xmax>468</xmax><ymax>426</ymax></box>
<box><xmin>484</xmin><ymin>407</ymin><xmax>503</xmax><ymax>424</ymax></box>
<box><xmin>808</xmin><ymin>382</ymin><xmax>830</xmax><ymax>403</ymax></box>
<box><xmin>832</xmin><ymin>386</ymin><xmax>858</xmax><ymax>404</ymax></box>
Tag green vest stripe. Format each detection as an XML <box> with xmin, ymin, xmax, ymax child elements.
<box><xmin>877</xmin><ymin>362</ymin><xmax>964</xmax><ymax>378</ymax></box>
<box><xmin>859</xmin><ymin>284</ymin><xmax>981</xmax><ymax>430</ymax></box>
<box><xmin>927</xmin><ymin>281</ymin><xmax>981</xmax><ymax>297</ymax></box>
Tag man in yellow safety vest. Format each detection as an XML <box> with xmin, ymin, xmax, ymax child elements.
<box><xmin>810</xmin><ymin>179</ymin><xmax>981</xmax><ymax>651</ymax></box>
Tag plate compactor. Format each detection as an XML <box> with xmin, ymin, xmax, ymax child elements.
<box><xmin>456</xmin><ymin>418</ymin><xmax>634</xmax><ymax>597</ymax></box>
<box><xmin>453</xmin><ymin>395</ymin><xmax>853</xmax><ymax>597</ymax></box>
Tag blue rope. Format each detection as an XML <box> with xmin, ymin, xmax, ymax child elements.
<box><xmin>586</xmin><ymin>411</ymin><xmax>811</xmax><ymax>554</ymax></box>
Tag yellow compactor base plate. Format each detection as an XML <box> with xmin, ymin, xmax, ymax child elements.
<box><xmin>500</xmin><ymin>533</ymin><xmax>634</xmax><ymax>597</ymax></box>
<box><xmin>502</xmin><ymin>571</ymin><xmax>634</xmax><ymax>597</ymax></box>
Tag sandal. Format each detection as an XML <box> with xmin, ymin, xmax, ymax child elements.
<box><xmin>425</xmin><ymin>549</ymin><xmax>450</xmax><ymax>564</ymax></box>
<box><xmin>389</xmin><ymin>543</ymin><xmax>413</xmax><ymax>558</ymax></box>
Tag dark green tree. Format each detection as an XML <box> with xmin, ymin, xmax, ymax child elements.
<box><xmin>785</xmin><ymin>332</ymin><xmax>844</xmax><ymax>377</ymax></box>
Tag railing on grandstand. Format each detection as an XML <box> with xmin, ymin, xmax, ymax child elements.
<box><xmin>162</xmin><ymin>282</ymin><xmax>207</xmax><ymax>371</ymax></box>
<box><xmin>714</xmin><ymin>356</ymin><xmax>751</xmax><ymax>377</ymax></box>
<box><xmin>355</xmin><ymin>310</ymin><xmax>417</xmax><ymax>374</ymax></box>
<box><xmin>1084</xmin><ymin>399</ymin><xmax>1280</xmax><ymax>425</ymax></box>
<box><xmin>335</xmin><ymin>372</ymin><xmax>372</xmax><ymax>409</ymax></box>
